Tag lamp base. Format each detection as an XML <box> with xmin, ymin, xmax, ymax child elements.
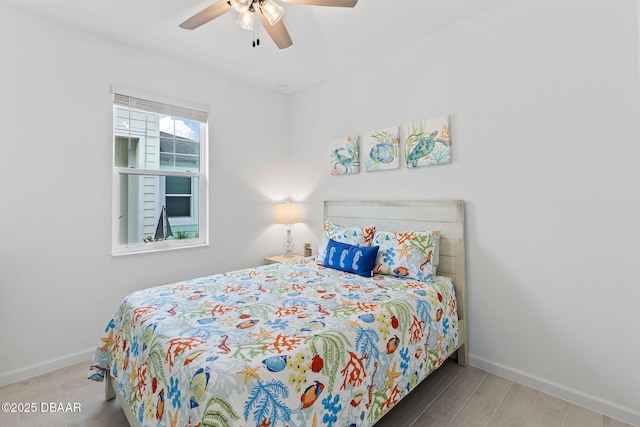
<box><xmin>283</xmin><ymin>226</ymin><xmax>294</xmax><ymax>257</ymax></box>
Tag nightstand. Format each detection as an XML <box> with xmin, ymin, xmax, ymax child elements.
<box><xmin>263</xmin><ymin>254</ymin><xmax>304</xmax><ymax>265</ymax></box>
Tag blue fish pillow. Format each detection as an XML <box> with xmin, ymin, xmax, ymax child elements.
<box><xmin>322</xmin><ymin>239</ymin><xmax>379</xmax><ymax>277</ymax></box>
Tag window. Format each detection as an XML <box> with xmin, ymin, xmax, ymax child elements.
<box><xmin>112</xmin><ymin>88</ymin><xmax>208</xmax><ymax>255</ymax></box>
<box><xmin>165</xmin><ymin>177</ymin><xmax>193</xmax><ymax>218</ymax></box>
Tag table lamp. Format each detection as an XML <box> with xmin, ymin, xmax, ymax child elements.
<box><xmin>274</xmin><ymin>201</ymin><xmax>302</xmax><ymax>257</ymax></box>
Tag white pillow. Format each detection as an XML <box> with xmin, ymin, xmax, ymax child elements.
<box><xmin>316</xmin><ymin>221</ymin><xmax>376</xmax><ymax>264</ymax></box>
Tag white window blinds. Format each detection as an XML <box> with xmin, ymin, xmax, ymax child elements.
<box><xmin>112</xmin><ymin>88</ymin><xmax>209</xmax><ymax>124</ymax></box>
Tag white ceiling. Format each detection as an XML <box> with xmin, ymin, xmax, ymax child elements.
<box><xmin>0</xmin><ymin>0</ymin><xmax>508</xmax><ymax>93</ymax></box>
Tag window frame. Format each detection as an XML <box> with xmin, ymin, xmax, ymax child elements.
<box><xmin>111</xmin><ymin>87</ymin><xmax>209</xmax><ymax>256</ymax></box>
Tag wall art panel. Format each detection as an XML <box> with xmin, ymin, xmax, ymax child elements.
<box><xmin>330</xmin><ymin>135</ymin><xmax>360</xmax><ymax>175</ymax></box>
<box><xmin>403</xmin><ymin>115</ymin><xmax>451</xmax><ymax>168</ymax></box>
<box><xmin>363</xmin><ymin>127</ymin><xmax>400</xmax><ymax>172</ymax></box>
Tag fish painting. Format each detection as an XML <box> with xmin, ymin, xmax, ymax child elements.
<box><xmin>364</xmin><ymin>128</ymin><xmax>400</xmax><ymax>172</ymax></box>
<box><xmin>236</xmin><ymin>319</ymin><xmax>259</xmax><ymax>329</ymax></box>
<box><xmin>189</xmin><ymin>368</ymin><xmax>210</xmax><ymax>408</ymax></box>
<box><xmin>350</xmin><ymin>390</ymin><xmax>364</xmax><ymax>407</ymax></box>
<box><xmin>301</xmin><ymin>381</ymin><xmax>324</xmax><ymax>408</ymax></box>
<box><xmin>394</xmin><ymin>267</ymin><xmax>409</xmax><ymax>277</ymax></box>
<box><xmin>358</xmin><ymin>313</ymin><xmax>375</xmax><ymax>323</ymax></box>
<box><xmin>300</xmin><ymin>320</ymin><xmax>325</xmax><ymax>332</ymax></box>
<box><xmin>386</xmin><ymin>335</ymin><xmax>399</xmax><ymax>354</ymax></box>
<box><xmin>156</xmin><ymin>389</ymin><xmax>165</xmax><ymax>420</ymax></box>
<box><xmin>369</xmin><ymin>142</ymin><xmax>395</xmax><ymax>164</ymax></box>
<box><xmin>184</xmin><ymin>350</ymin><xmax>205</xmax><ymax>366</ymax></box>
<box><xmin>262</xmin><ymin>355</ymin><xmax>287</xmax><ymax>372</ymax></box>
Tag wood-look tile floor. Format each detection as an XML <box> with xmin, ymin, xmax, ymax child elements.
<box><xmin>0</xmin><ymin>360</ymin><xmax>635</xmax><ymax>427</ymax></box>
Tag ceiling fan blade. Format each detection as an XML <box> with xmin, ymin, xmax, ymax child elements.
<box><xmin>281</xmin><ymin>0</ymin><xmax>357</xmax><ymax>7</ymax></box>
<box><xmin>179</xmin><ymin>1</ymin><xmax>233</xmax><ymax>30</ymax></box>
<box><xmin>260</xmin><ymin>14</ymin><xmax>293</xmax><ymax>49</ymax></box>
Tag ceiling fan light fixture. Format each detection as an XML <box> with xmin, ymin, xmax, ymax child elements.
<box><xmin>179</xmin><ymin>0</ymin><xmax>358</xmax><ymax>49</ymax></box>
<box><xmin>230</xmin><ymin>0</ymin><xmax>252</xmax><ymax>13</ymax></box>
<box><xmin>260</xmin><ymin>0</ymin><xmax>284</xmax><ymax>25</ymax></box>
<box><xmin>236</xmin><ymin>10</ymin><xmax>255</xmax><ymax>30</ymax></box>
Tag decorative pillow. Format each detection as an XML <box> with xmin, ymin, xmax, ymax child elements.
<box><xmin>372</xmin><ymin>230</ymin><xmax>440</xmax><ymax>282</ymax></box>
<box><xmin>323</xmin><ymin>239</ymin><xmax>380</xmax><ymax>277</ymax></box>
<box><xmin>316</xmin><ymin>221</ymin><xmax>376</xmax><ymax>264</ymax></box>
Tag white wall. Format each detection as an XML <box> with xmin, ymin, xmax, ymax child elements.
<box><xmin>0</xmin><ymin>5</ymin><xmax>291</xmax><ymax>383</ymax></box>
<box><xmin>1</xmin><ymin>0</ymin><xmax>639</xmax><ymax>425</ymax></box>
<box><xmin>289</xmin><ymin>0</ymin><xmax>640</xmax><ymax>424</ymax></box>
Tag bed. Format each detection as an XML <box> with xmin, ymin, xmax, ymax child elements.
<box><xmin>89</xmin><ymin>200</ymin><xmax>467</xmax><ymax>427</ymax></box>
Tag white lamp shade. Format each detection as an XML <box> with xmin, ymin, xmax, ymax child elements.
<box><xmin>236</xmin><ymin>10</ymin><xmax>255</xmax><ymax>30</ymax></box>
<box><xmin>274</xmin><ymin>202</ymin><xmax>301</xmax><ymax>224</ymax></box>
<box><xmin>230</xmin><ymin>0</ymin><xmax>252</xmax><ymax>13</ymax></box>
<box><xmin>260</xmin><ymin>0</ymin><xmax>284</xmax><ymax>25</ymax></box>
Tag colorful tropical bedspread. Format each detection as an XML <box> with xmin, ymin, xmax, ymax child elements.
<box><xmin>89</xmin><ymin>258</ymin><xmax>459</xmax><ymax>427</ymax></box>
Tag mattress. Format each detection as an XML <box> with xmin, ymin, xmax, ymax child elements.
<box><xmin>89</xmin><ymin>258</ymin><xmax>459</xmax><ymax>427</ymax></box>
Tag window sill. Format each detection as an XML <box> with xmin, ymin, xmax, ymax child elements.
<box><xmin>112</xmin><ymin>239</ymin><xmax>208</xmax><ymax>256</ymax></box>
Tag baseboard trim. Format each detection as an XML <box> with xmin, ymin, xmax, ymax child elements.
<box><xmin>0</xmin><ymin>348</ymin><xmax>95</xmax><ymax>387</ymax></box>
<box><xmin>469</xmin><ymin>353</ymin><xmax>640</xmax><ymax>427</ymax></box>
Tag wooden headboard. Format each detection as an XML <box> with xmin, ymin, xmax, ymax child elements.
<box><xmin>324</xmin><ymin>199</ymin><xmax>468</xmax><ymax>365</ymax></box>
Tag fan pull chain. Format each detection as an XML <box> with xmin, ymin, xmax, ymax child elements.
<box><xmin>252</xmin><ymin>19</ymin><xmax>261</xmax><ymax>47</ymax></box>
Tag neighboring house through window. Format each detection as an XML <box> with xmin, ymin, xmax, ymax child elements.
<box><xmin>112</xmin><ymin>88</ymin><xmax>209</xmax><ymax>255</ymax></box>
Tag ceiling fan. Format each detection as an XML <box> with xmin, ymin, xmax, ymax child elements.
<box><xmin>179</xmin><ymin>0</ymin><xmax>358</xmax><ymax>49</ymax></box>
